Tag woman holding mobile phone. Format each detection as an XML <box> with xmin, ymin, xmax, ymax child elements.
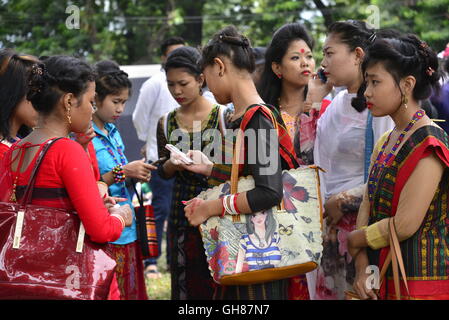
<box><xmin>156</xmin><ymin>46</ymin><xmax>228</xmax><ymax>300</ymax></box>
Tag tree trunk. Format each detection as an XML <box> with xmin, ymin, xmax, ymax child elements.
<box><xmin>180</xmin><ymin>0</ymin><xmax>205</xmax><ymax>47</ymax></box>
<box><xmin>313</xmin><ymin>0</ymin><xmax>334</xmax><ymax>29</ymax></box>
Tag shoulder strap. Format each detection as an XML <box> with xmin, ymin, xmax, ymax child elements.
<box><xmin>364</xmin><ymin>111</ymin><xmax>374</xmax><ymax>183</ymax></box>
<box><xmin>20</xmin><ymin>138</ymin><xmax>64</xmax><ymax>206</ymax></box>
<box><xmin>162</xmin><ymin>111</ymin><xmax>170</xmax><ymax>140</ymax></box>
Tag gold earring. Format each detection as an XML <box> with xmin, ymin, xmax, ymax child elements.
<box><xmin>67</xmin><ymin>107</ymin><xmax>72</xmax><ymax>124</ymax></box>
<box><xmin>402</xmin><ymin>96</ymin><xmax>408</xmax><ymax>109</ymax></box>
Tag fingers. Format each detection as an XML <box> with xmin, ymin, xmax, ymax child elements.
<box><xmin>367</xmin><ymin>290</ymin><xmax>378</xmax><ymax>300</ymax></box>
<box><xmin>142</xmin><ymin>162</ymin><xmax>156</xmax><ymax>170</ymax></box>
<box><xmin>112</xmin><ymin>197</ymin><xmax>128</xmax><ymax>203</ymax></box>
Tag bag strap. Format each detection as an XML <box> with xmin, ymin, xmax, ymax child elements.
<box><xmin>377</xmin><ymin>218</ymin><xmax>410</xmax><ymax>299</ymax></box>
<box><xmin>131</xmin><ymin>179</ymin><xmax>144</xmax><ymax>208</ymax></box>
<box><xmin>364</xmin><ymin>112</ymin><xmax>374</xmax><ymax>183</ymax></box>
<box><xmin>20</xmin><ymin>138</ymin><xmax>64</xmax><ymax>207</ymax></box>
<box><xmin>162</xmin><ymin>111</ymin><xmax>170</xmax><ymax>141</ymax></box>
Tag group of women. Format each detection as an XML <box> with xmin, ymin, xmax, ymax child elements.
<box><xmin>0</xmin><ymin>18</ymin><xmax>448</xmax><ymax>300</ymax></box>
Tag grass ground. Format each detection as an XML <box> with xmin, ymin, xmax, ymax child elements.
<box><xmin>145</xmin><ymin>231</ymin><xmax>171</xmax><ymax>300</ymax></box>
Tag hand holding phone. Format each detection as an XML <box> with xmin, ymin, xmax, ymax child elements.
<box><xmin>317</xmin><ymin>68</ymin><xmax>328</xmax><ymax>83</ymax></box>
<box><xmin>165</xmin><ymin>144</ymin><xmax>194</xmax><ymax>165</ymax></box>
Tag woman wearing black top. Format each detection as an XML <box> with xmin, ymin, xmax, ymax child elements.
<box><xmin>173</xmin><ymin>25</ymin><xmax>299</xmax><ymax>300</ymax></box>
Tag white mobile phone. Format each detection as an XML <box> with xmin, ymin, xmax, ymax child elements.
<box><xmin>165</xmin><ymin>144</ymin><xmax>194</xmax><ymax>165</ymax></box>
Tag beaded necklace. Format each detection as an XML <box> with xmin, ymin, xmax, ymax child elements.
<box><xmin>97</xmin><ymin>134</ymin><xmax>127</xmax><ymax>166</ymax></box>
<box><xmin>368</xmin><ymin>109</ymin><xmax>425</xmax><ymax>202</ymax></box>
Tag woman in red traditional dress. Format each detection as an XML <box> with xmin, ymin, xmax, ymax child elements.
<box><xmin>348</xmin><ymin>33</ymin><xmax>449</xmax><ymax>300</ymax></box>
<box><xmin>0</xmin><ymin>55</ymin><xmax>132</xmax><ymax>299</ymax></box>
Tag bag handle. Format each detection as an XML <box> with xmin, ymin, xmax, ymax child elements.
<box><xmin>131</xmin><ymin>179</ymin><xmax>144</xmax><ymax>208</ymax></box>
<box><xmin>377</xmin><ymin>218</ymin><xmax>410</xmax><ymax>299</ymax></box>
<box><xmin>20</xmin><ymin>138</ymin><xmax>64</xmax><ymax>207</ymax></box>
<box><xmin>230</xmin><ymin>105</ymin><xmax>285</xmax><ymax>210</ymax></box>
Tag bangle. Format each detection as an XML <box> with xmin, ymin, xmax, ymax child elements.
<box><xmin>311</xmin><ymin>102</ymin><xmax>322</xmax><ymax>110</ymax></box>
<box><xmin>220</xmin><ymin>200</ymin><xmax>226</xmax><ymax>218</ymax></box>
<box><xmin>111</xmin><ymin>213</ymin><xmax>125</xmax><ymax>228</ymax></box>
<box><xmin>233</xmin><ymin>193</ymin><xmax>240</xmax><ymax>214</ymax></box>
<box><xmin>222</xmin><ymin>195</ymin><xmax>231</xmax><ymax>217</ymax></box>
<box><xmin>112</xmin><ymin>164</ymin><xmax>126</xmax><ymax>183</ymax></box>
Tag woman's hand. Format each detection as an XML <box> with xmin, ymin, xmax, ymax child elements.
<box><xmin>324</xmin><ymin>194</ymin><xmax>344</xmax><ymax>227</ymax></box>
<box><xmin>109</xmin><ymin>204</ymin><xmax>133</xmax><ymax>227</ymax></box>
<box><xmin>181</xmin><ymin>150</ymin><xmax>214</xmax><ymax>176</ymax></box>
<box><xmin>352</xmin><ymin>249</ymin><xmax>378</xmax><ymax>300</ymax></box>
<box><xmin>305</xmin><ymin>72</ymin><xmax>333</xmax><ymax>108</ymax></box>
<box><xmin>104</xmin><ymin>196</ymin><xmax>128</xmax><ymax>209</ymax></box>
<box><xmin>184</xmin><ymin>198</ymin><xmax>213</xmax><ymax>227</ymax></box>
<box><xmin>74</xmin><ymin>125</ymin><xmax>96</xmax><ymax>150</ymax></box>
<box><xmin>123</xmin><ymin>160</ymin><xmax>157</xmax><ymax>182</ymax></box>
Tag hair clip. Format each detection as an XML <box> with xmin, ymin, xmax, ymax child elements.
<box><xmin>426</xmin><ymin>67</ymin><xmax>435</xmax><ymax>76</ymax></box>
<box><xmin>31</xmin><ymin>63</ymin><xmax>44</xmax><ymax>76</ymax></box>
<box><xmin>368</xmin><ymin>33</ymin><xmax>377</xmax><ymax>44</ymax></box>
<box><xmin>420</xmin><ymin>41</ymin><xmax>429</xmax><ymax>49</ymax></box>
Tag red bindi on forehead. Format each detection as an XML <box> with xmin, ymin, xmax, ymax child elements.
<box><xmin>300</xmin><ymin>49</ymin><xmax>305</xmax><ymax>53</ymax></box>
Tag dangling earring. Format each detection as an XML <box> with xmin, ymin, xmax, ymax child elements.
<box><xmin>402</xmin><ymin>96</ymin><xmax>408</xmax><ymax>109</ymax></box>
<box><xmin>277</xmin><ymin>73</ymin><xmax>282</xmax><ymax>79</ymax></box>
<box><xmin>67</xmin><ymin>106</ymin><xmax>72</xmax><ymax>124</ymax></box>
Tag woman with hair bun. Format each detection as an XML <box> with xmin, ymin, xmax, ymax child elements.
<box><xmin>0</xmin><ymin>55</ymin><xmax>132</xmax><ymax>299</ymax></box>
<box><xmin>180</xmin><ymin>26</ymin><xmax>301</xmax><ymax>300</ymax></box>
<box><xmin>156</xmin><ymin>46</ymin><xmax>227</xmax><ymax>299</ymax></box>
<box><xmin>311</xmin><ymin>20</ymin><xmax>396</xmax><ymax>300</ymax></box>
<box><xmin>347</xmin><ymin>34</ymin><xmax>449</xmax><ymax>300</ymax></box>
<box><xmin>92</xmin><ymin>60</ymin><xmax>155</xmax><ymax>300</ymax></box>
<box><xmin>0</xmin><ymin>49</ymin><xmax>39</xmax><ymax>161</ymax></box>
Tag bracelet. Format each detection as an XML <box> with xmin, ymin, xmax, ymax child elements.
<box><xmin>233</xmin><ymin>193</ymin><xmax>241</xmax><ymax>214</ymax></box>
<box><xmin>112</xmin><ymin>164</ymin><xmax>126</xmax><ymax>183</ymax></box>
<box><xmin>222</xmin><ymin>194</ymin><xmax>241</xmax><ymax>217</ymax></box>
<box><xmin>222</xmin><ymin>195</ymin><xmax>231</xmax><ymax>217</ymax></box>
<box><xmin>220</xmin><ymin>201</ymin><xmax>226</xmax><ymax>218</ymax></box>
<box><xmin>111</xmin><ymin>213</ymin><xmax>125</xmax><ymax>228</ymax></box>
<box><xmin>311</xmin><ymin>102</ymin><xmax>322</xmax><ymax>110</ymax></box>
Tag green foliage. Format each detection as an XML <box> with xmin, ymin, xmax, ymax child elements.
<box><xmin>0</xmin><ymin>0</ymin><xmax>448</xmax><ymax>65</ymax></box>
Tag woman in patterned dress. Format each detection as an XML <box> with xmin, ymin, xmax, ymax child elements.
<box><xmin>348</xmin><ymin>33</ymin><xmax>449</xmax><ymax>300</ymax></box>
